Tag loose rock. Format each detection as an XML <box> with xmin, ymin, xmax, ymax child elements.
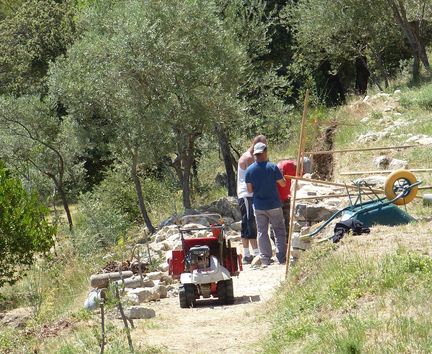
<box><xmin>128</xmin><ymin>288</ymin><xmax>160</xmax><ymax>303</ymax></box>
<box><xmin>124</xmin><ymin>306</ymin><xmax>156</xmax><ymax>319</ymax></box>
<box><xmin>155</xmin><ymin>285</ymin><xmax>168</xmax><ymax>298</ymax></box>
<box><xmin>0</xmin><ymin>307</ymin><xmax>33</xmax><ymax>328</ymax></box>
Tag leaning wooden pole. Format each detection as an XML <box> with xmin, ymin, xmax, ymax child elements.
<box><xmin>304</xmin><ymin>145</ymin><xmax>415</xmax><ymax>155</ymax></box>
<box><xmin>285</xmin><ymin>90</ymin><xmax>309</xmax><ymax>278</ymax></box>
<box><xmin>340</xmin><ymin>168</ymin><xmax>432</xmax><ymax>176</ymax></box>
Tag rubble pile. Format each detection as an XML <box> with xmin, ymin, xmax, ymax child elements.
<box><xmin>84</xmin><ymin>196</ymin><xmax>244</xmax><ymax>320</ymax></box>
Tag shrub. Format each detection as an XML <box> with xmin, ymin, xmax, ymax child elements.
<box><xmin>73</xmin><ymin>193</ymin><xmax>130</xmax><ymax>256</ymax></box>
<box><xmin>400</xmin><ymin>83</ymin><xmax>432</xmax><ymax>110</ymax></box>
<box><xmin>0</xmin><ymin>163</ymin><xmax>56</xmax><ymax>287</ymax></box>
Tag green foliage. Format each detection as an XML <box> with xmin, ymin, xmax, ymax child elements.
<box><xmin>283</xmin><ymin>0</ymin><xmax>413</xmax><ymax>97</ymax></box>
<box><xmin>400</xmin><ymin>82</ymin><xmax>432</xmax><ymax>109</ymax></box>
<box><xmin>218</xmin><ymin>0</ymin><xmax>293</xmax><ymax>141</ymax></box>
<box><xmin>73</xmin><ymin>162</ymin><xmax>181</xmax><ymax>255</ymax></box>
<box><xmin>263</xmin><ymin>244</ymin><xmax>432</xmax><ymax>353</ymax></box>
<box><xmin>73</xmin><ymin>192</ymin><xmax>130</xmax><ymax>256</ymax></box>
<box><xmin>0</xmin><ymin>95</ymin><xmax>84</xmax><ymax>229</ymax></box>
<box><xmin>0</xmin><ymin>162</ymin><xmax>56</xmax><ymax>287</ymax></box>
<box><xmin>0</xmin><ymin>0</ymin><xmax>75</xmax><ymax>96</ymax></box>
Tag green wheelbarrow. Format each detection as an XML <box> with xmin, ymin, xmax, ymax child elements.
<box><xmin>300</xmin><ymin>169</ymin><xmax>422</xmax><ymax>239</ymax></box>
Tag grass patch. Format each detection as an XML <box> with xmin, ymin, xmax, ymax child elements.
<box><xmin>262</xmin><ymin>244</ymin><xmax>432</xmax><ymax>353</ymax></box>
<box><xmin>400</xmin><ymin>82</ymin><xmax>432</xmax><ymax>110</ymax></box>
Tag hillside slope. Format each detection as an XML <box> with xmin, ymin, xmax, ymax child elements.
<box><xmin>263</xmin><ymin>85</ymin><xmax>432</xmax><ymax>353</ymax></box>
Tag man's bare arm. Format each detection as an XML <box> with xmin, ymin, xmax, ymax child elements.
<box><xmin>247</xmin><ymin>183</ymin><xmax>253</xmax><ymax>193</ymax></box>
<box><xmin>277</xmin><ymin>178</ymin><xmax>286</xmax><ymax>188</ymax></box>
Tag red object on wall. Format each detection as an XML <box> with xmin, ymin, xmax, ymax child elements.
<box><xmin>277</xmin><ymin>160</ymin><xmax>297</xmax><ymax>201</ymax></box>
<box><xmin>169</xmin><ymin>250</ymin><xmax>185</xmax><ymax>279</ymax></box>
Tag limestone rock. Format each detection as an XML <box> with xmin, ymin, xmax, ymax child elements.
<box><xmin>116</xmin><ymin>276</ymin><xmax>154</xmax><ymax>289</ymax></box>
<box><xmin>149</xmin><ymin>242</ymin><xmax>168</xmax><ymax>252</ymax></box>
<box><xmin>146</xmin><ymin>271</ymin><xmax>163</xmax><ymax>281</ymax></box>
<box><xmin>295</xmin><ymin>203</ymin><xmax>338</xmax><ymax>222</ymax></box>
<box><xmin>161</xmin><ymin>275</ymin><xmax>174</xmax><ymax>285</ymax></box>
<box><xmin>406</xmin><ymin>134</ymin><xmax>432</xmax><ymax>145</ymax></box>
<box><xmin>158</xmin><ymin>263</ymin><xmax>169</xmax><ymax>272</ymax></box>
<box><xmin>200</xmin><ymin>197</ymin><xmax>241</xmax><ymax>221</ymax></box>
<box><xmin>181</xmin><ymin>215</ymin><xmax>211</xmax><ymax>226</ymax></box>
<box><xmin>128</xmin><ymin>288</ymin><xmax>160</xmax><ymax>303</ymax></box>
<box><xmin>374</xmin><ymin>155</ymin><xmax>391</xmax><ymax>169</ymax></box>
<box><xmin>227</xmin><ymin>234</ymin><xmax>242</xmax><ymax>242</ymax></box>
<box><xmin>389</xmin><ymin>158</ymin><xmax>408</xmax><ymax>170</ymax></box>
<box><xmin>293</xmin><ymin>221</ymin><xmax>308</xmax><ymax>232</ymax></box>
<box><xmin>126</xmin><ymin>293</ymin><xmax>140</xmax><ymax>305</ymax></box>
<box><xmin>357</xmin><ymin>131</ymin><xmax>390</xmax><ymax>143</ymax></box>
<box><xmin>292</xmin><ymin>233</ymin><xmax>311</xmax><ymax>251</ymax></box>
<box><xmin>90</xmin><ymin>271</ymin><xmax>133</xmax><ymax>289</ymax></box>
<box><xmin>354</xmin><ymin>175</ymin><xmax>387</xmax><ymax>188</ymax></box>
<box><xmin>124</xmin><ymin>306</ymin><xmax>156</xmax><ymax>319</ymax></box>
<box><xmin>0</xmin><ymin>307</ymin><xmax>33</xmax><ymax>328</ymax></box>
<box><xmin>230</xmin><ymin>221</ymin><xmax>242</xmax><ymax>232</ymax></box>
<box><xmin>155</xmin><ymin>285</ymin><xmax>168</xmax><ymax>298</ymax></box>
<box><xmin>373</xmin><ymin>156</ymin><xmax>408</xmax><ymax>170</ymax></box>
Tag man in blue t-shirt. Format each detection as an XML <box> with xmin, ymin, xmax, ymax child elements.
<box><xmin>245</xmin><ymin>142</ymin><xmax>287</xmax><ymax>265</ymax></box>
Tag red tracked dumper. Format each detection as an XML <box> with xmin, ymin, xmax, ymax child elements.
<box><xmin>168</xmin><ymin>214</ymin><xmax>242</xmax><ymax>308</ymax></box>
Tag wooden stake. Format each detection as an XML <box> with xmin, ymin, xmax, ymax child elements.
<box><xmin>285</xmin><ymin>90</ymin><xmax>309</xmax><ymax>278</ymax></box>
<box><xmin>304</xmin><ymin>144</ymin><xmax>415</xmax><ymax>155</ymax></box>
<box><xmin>100</xmin><ymin>300</ymin><xmax>105</xmax><ymax>354</ymax></box>
<box><xmin>296</xmin><ymin>192</ymin><xmax>379</xmax><ymax>200</ymax></box>
<box><xmin>340</xmin><ymin>168</ymin><xmax>432</xmax><ymax>176</ymax></box>
<box><xmin>115</xmin><ymin>283</ymin><xmax>134</xmax><ymax>353</ymax></box>
<box><xmin>284</xmin><ymin>175</ymin><xmax>384</xmax><ymax>194</ymax></box>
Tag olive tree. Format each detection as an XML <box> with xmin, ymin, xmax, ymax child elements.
<box><xmin>0</xmin><ymin>95</ymin><xmax>82</xmax><ymax>230</ymax></box>
<box><xmin>49</xmin><ymin>0</ymin><xmax>248</xmax><ymax>219</ymax></box>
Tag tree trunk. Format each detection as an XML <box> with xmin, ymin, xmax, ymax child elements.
<box><xmin>131</xmin><ymin>154</ymin><xmax>155</xmax><ymax>234</ymax></box>
<box><xmin>48</xmin><ymin>173</ymin><xmax>73</xmax><ymax>231</ymax></box>
<box><xmin>182</xmin><ymin>156</ymin><xmax>193</xmax><ymax>210</ymax></box>
<box><xmin>355</xmin><ymin>56</ymin><xmax>370</xmax><ymax>95</ymax></box>
<box><xmin>215</xmin><ymin>125</ymin><xmax>237</xmax><ymax>197</ymax></box>
<box><xmin>388</xmin><ymin>0</ymin><xmax>430</xmax><ymax>82</ymax></box>
<box><xmin>358</xmin><ymin>56</ymin><xmax>382</xmax><ymax>91</ymax></box>
<box><xmin>58</xmin><ymin>185</ymin><xmax>73</xmax><ymax>231</ymax></box>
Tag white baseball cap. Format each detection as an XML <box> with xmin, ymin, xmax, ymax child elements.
<box><xmin>253</xmin><ymin>142</ymin><xmax>267</xmax><ymax>155</ymax></box>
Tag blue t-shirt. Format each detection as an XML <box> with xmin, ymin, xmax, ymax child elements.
<box><xmin>245</xmin><ymin>161</ymin><xmax>283</xmax><ymax>210</ymax></box>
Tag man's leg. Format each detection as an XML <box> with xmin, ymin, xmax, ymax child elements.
<box><xmin>268</xmin><ymin>207</ymin><xmax>287</xmax><ymax>264</ymax></box>
<box><xmin>282</xmin><ymin>199</ymin><xmax>291</xmax><ymax>238</ymax></box>
<box><xmin>254</xmin><ymin>209</ymin><xmax>272</xmax><ymax>264</ymax></box>
<box><xmin>239</xmin><ymin>197</ymin><xmax>253</xmax><ymax>263</ymax></box>
<box><xmin>245</xmin><ymin>197</ymin><xmax>259</xmax><ymax>256</ymax></box>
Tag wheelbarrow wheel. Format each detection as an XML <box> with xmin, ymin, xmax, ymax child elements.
<box><xmin>384</xmin><ymin>169</ymin><xmax>418</xmax><ymax>205</ymax></box>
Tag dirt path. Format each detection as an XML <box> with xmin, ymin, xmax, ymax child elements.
<box><xmin>133</xmin><ymin>262</ymin><xmax>286</xmax><ymax>353</ymax></box>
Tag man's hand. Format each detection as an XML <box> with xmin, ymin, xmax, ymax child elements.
<box><xmin>277</xmin><ymin>178</ymin><xmax>286</xmax><ymax>188</ymax></box>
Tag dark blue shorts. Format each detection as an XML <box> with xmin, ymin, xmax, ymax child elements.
<box><xmin>238</xmin><ymin>197</ymin><xmax>257</xmax><ymax>239</ymax></box>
